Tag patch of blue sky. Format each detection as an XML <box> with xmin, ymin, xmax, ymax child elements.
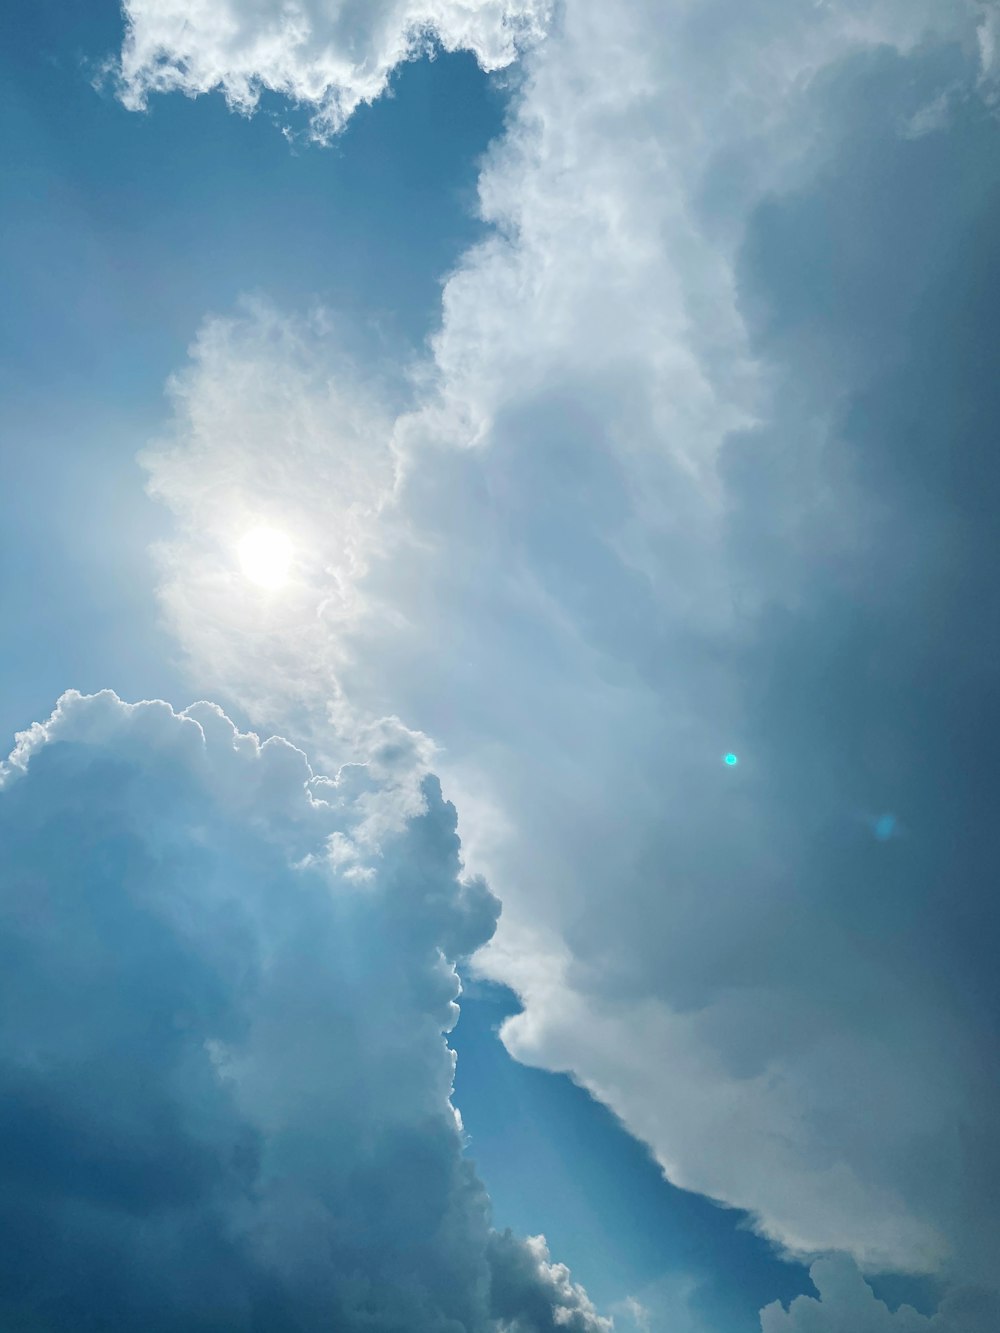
<box><xmin>2</xmin><ymin>0</ymin><xmax>505</xmax><ymax>393</ymax></box>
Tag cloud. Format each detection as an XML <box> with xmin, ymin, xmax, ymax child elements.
<box><xmin>140</xmin><ymin>301</ymin><xmax>400</xmax><ymax>743</ymax></box>
<box><xmin>402</xmin><ymin>0</ymin><xmax>1000</xmax><ymax>1287</ymax></box>
<box><xmin>0</xmin><ymin>689</ymin><xmax>607</xmax><ymax>1331</ymax></box>
<box><xmin>609</xmin><ymin>1278</ymin><xmax>715</xmax><ymax>1333</ymax></box>
<box><xmin>132</xmin><ymin>0</ymin><xmax>1000</xmax><ymax>1308</ymax></box>
<box><xmin>113</xmin><ymin>0</ymin><xmax>551</xmax><ymax>140</ymax></box>
<box><xmin>760</xmin><ymin>1256</ymin><xmax>1000</xmax><ymax>1333</ymax></box>
<box><xmin>488</xmin><ymin>1231</ymin><xmax>613</xmax><ymax>1332</ymax></box>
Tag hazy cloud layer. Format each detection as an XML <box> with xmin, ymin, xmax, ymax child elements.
<box><xmin>115</xmin><ymin>0</ymin><xmax>550</xmax><ymax>139</ymax></box>
<box><xmin>131</xmin><ymin>0</ymin><xmax>1000</xmax><ymax>1315</ymax></box>
<box><xmin>0</xmin><ymin>690</ymin><xmax>608</xmax><ymax>1331</ymax></box>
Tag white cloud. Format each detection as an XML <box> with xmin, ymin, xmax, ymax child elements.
<box><xmin>114</xmin><ymin>0</ymin><xmax>551</xmax><ymax>139</ymax></box>
<box><xmin>0</xmin><ymin>689</ymin><xmax>607</xmax><ymax>1330</ymax></box>
<box><xmin>760</xmin><ymin>1256</ymin><xmax>999</xmax><ymax>1333</ymax></box>
<box><xmin>134</xmin><ymin>0</ymin><xmax>1000</xmax><ymax>1306</ymax></box>
<box><xmin>142</xmin><ymin>307</ymin><xmax>391</xmax><ymax>710</ymax></box>
<box><xmin>492</xmin><ymin>941</ymin><xmax>961</xmax><ymax>1272</ymax></box>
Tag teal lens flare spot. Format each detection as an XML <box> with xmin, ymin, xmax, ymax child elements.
<box><xmin>874</xmin><ymin>813</ymin><xmax>896</xmax><ymax>840</ymax></box>
<box><xmin>724</xmin><ymin>753</ymin><xmax>739</xmax><ymax>766</ymax></box>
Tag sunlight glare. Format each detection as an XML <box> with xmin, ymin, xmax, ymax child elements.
<box><xmin>238</xmin><ymin>526</ymin><xmax>293</xmax><ymax>589</ymax></box>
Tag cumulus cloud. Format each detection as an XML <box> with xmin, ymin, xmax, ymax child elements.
<box><xmin>760</xmin><ymin>1256</ymin><xmax>1000</xmax><ymax>1333</ymax></box>
<box><xmin>0</xmin><ymin>689</ymin><xmax>607</xmax><ymax>1331</ymax></box>
<box><xmin>114</xmin><ymin>0</ymin><xmax>550</xmax><ymax>139</ymax></box>
<box><xmin>489</xmin><ymin>1231</ymin><xmax>613</xmax><ymax>1333</ymax></box>
<box><xmin>132</xmin><ymin>0</ymin><xmax>1000</xmax><ymax>1310</ymax></box>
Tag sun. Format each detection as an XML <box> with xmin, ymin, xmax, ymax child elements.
<box><xmin>237</xmin><ymin>526</ymin><xmax>293</xmax><ymax>589</ymax></box>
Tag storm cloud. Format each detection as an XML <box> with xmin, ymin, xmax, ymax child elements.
<box><xmin>0</xmin><ymin>690</ymin><xmax>606</xmax><ymax>1331</ymax></box>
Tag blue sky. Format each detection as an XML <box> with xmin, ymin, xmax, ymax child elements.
<box><xmin>3</xmin><ymin>2</ymin><xmax>1000</xmax><ymax>1331</ymax></box>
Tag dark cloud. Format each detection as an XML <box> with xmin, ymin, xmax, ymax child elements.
<box><xmin>0</xmin><ymin>692</ymin><xmax>606</xmax><ymax>1331</ymax></box>
<box><xmin>720</xmin><ymin>39</ymin><xmax>1000</xmax><ymax>1282</ymax></box>
<box><xmin>414</xmin><ymin>22</ymin><xmax>1000</xmax><ymax>1290</ymax></box>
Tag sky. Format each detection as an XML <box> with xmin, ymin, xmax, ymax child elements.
<box><xmin>2</xmin><ymin>1</ymin><xmax>1000</xmax><ymax>1331</ymax></box>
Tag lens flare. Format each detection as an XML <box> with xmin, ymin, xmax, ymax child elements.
<box><xmin>873</xmin><ymin>813</ymin><xmax>897</xmax><ymax>841</ymax></box>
